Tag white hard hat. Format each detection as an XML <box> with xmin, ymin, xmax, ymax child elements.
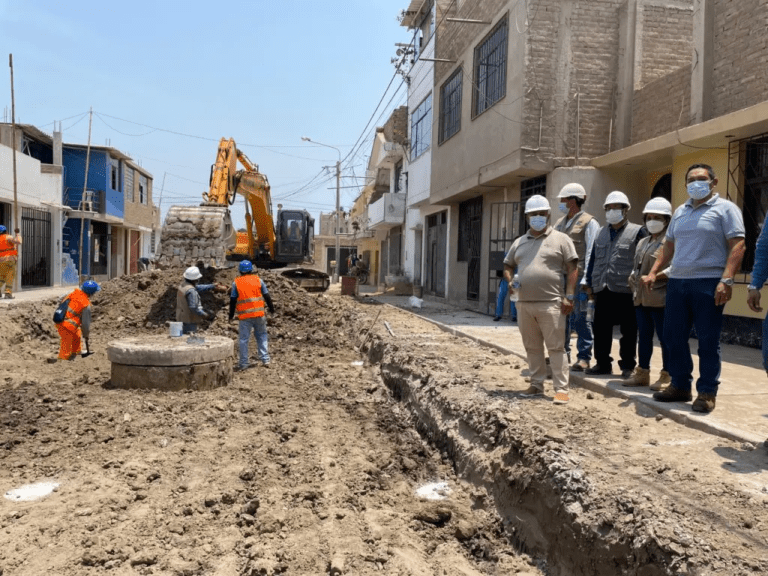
<box><xmin>183</xmin><ymin>266</ymin><xmax>203</xmax><ymax>281</ymax></box>
<box><xmin>524</xmin><ymin>194</ymin><xmax>551</xmax><ymax>214</ymax></box>
<box><xmin>643</xmin><ymin>197</ymin><xmax>672</xmax><ymax>216</ymax></box>
<box><xmin>604</xmin><ymin>191</ymin><xmax>631</xmax><ymax>209</ymax></box>
<box><xmin>558</xmin><ymin>183</ymin><xmax>586</xmax><ymax>199</ymax></box>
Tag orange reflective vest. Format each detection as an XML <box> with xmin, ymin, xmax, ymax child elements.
<box><xmin>234</xmin><ymin>274</ymin><xmax>265</xmax><ymax>320</ymax></box>
<box><xmin>62</xmin><ymin>288</ymin><xmax>91</xmax><ymax>332</ymax></box>
<box><xmin>0</xmin><ymin>234</ymin><xmax>17</xmax><ymax>260</ymax></box>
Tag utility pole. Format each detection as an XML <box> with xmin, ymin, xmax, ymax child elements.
<box><xmin>78</xmin><ymin>108</ymin><xmax>93</xmax><ymax>284</ymax></box>
<box><xmin>8</xmin><ymin>55</ymin><xmax>18</xmax><ymax>234</ymax></box>
<box><xmin>334</xmin><ymin>159</ymin><xmax>341</xmax><ymax>284</ymax></box>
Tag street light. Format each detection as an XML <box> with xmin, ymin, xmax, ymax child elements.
<box><xmin>301</xmin><ymin>136</ymin><xmax>342</xmax><ymax>284</ymax></box>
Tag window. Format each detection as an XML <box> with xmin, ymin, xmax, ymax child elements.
<box><xmin>111</xmin><ymin>164</ymin><xmax>118</xmax><ymax>191</ymax></box>
<box><xmin>150</xmin><ymin>230</ymin><xmax>156</xmax><ymax>254</ymax></box>
<box><xmin>125</xmin><ymin>168</ymin><xmax>134</xmax><ymax>202</ymax></box>
<box><xmin>411</xmin><ymin>93</ymin><xmax>432</xmax><ymax>160</ymax></box>
<box><xmin>519</xmin><ymin>176</ymin><xmax>547</xmax><ymax>236</ymax></box>
<box><xmin>439</xmin><ymin>69</ymin><xmax>462</xmax><ymax>144</ymax></box>
<box><xmin>473</xmin><ymin>17</ymin><xmax>508</xmax><ymax>117</ymax></box>
<box><xmin>742</xmin><ymin>137</ymin><xmax>768</xmax><ymax>271</ymax></box>
<box><xmin>139</xmin><ymin>174</ymin><xmax>148</xmax><ymax>205</ymax></box>
<box><xmin>394</xmin><ymin>160</ymin><xmax>404</xmax><ymax>194</ymax></box>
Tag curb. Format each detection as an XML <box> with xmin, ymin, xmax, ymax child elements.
<box><xmin>383</xmin><ymin>303</ymin><xmax>764</xmax><ymax>447</ymax></box>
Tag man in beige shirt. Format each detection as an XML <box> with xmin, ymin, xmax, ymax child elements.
<box><xmin>504</xmin><ymin>195</ymin><xmax>579</xmax><ymax>405</ymax></box>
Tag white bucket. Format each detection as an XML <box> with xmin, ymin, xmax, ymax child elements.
<box><xmin>169</xmin><ymin>322</ymin><xmax>183</xmax><ymax>337</ymax></box>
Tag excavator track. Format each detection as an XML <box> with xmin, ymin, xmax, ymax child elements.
<box><xmin>157</xmin><ymin>204</ymin><xmax>236</xmax><ymax>269</ymax></box>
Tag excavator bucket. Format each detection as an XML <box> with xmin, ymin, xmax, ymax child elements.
<box><xmin>156</xmin><ymin>205</ymin><xmax>236</xmax><ymax>268</ymax></box>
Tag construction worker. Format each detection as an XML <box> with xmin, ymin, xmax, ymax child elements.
<box><xmin>176</xmin><ymin>266</ymin><xmax>226</xmax><ymax>334</ymax></box>
<box><xmin>55</xmin><ymin>280</ymin><xmax>99</xmax><ymax>360</ymax></box>
<box><xmin>229</xmin><ymin>260</ymin><xmax>275</xmax><ymax>371</ymax></box>
<box><xmin>0</xmin><ymin>225</ymin><xmax>23</xmax><ymax>299</ymax></box>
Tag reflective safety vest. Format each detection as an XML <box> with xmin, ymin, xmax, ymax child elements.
<box><xmin>62</xmin><ymin>288</ymin><xmax>90</xmax><ymax>332</ymax></box>
<box><xmin>0</xmin><ymin>234</ymin><xmax>17</xmax><ymax>260</ymax></box>
<box><xmin>234</xmin><ymin>274</ymin><xmax>265</xmax><ymax>319</ymax></box>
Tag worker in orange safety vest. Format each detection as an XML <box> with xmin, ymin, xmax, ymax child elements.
<box><xmin>55</xmin><ymin>280</ymin><xmax>100</xmax><ymax>360</ymax></box>
<box><xmin>228</xmin><ymin>260</ymin><xmax>275</xmax><ymax>371</ymax></box>
<box><xmin>0</xmin><ymin>225</ymin><xmax>22</xmax><ymax>299</ymax></box>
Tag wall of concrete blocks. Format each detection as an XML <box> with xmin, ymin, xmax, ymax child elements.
<box><xmin>637</xmin><ymin>3</ymin><xmax>694</xmax><ymax>89</ymax></box>
<box><xmin>632</xmin><ymin>64</ymin><xmax>692</xmax><ymax>143</ymax></box>
<box><xmin>712</xmin><ymin>0</ymin><xmax>768</xmax><ymax>118</ymax></box>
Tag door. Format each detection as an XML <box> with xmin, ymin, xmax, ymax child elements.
<box><xmin>130</xmin><ymin>231</ymin><xmax>140</xmax><ymax>274</ymax></box>
<box><xmin>487</xmin><ymin>202</ymin><xmax>518</xmax><ymax>314</ymax></box>
<box><xmin>20</xmin><ymin>207</ymin><xmax>51</xmax><ymax>287</ymax></box>
<box><xmin>461</xmin><ymin>197</ymin><xmax>483</xmax><ymax>301</ymax></box>
<box><xmin>425</xmin><ymin>211</ymin><xmax>447</xmax><ymax>297</ymax></box>
<box><xmin>379</xmin><ymin>242</ymin><xmax>388</xmax><ymax>284</ymax></box>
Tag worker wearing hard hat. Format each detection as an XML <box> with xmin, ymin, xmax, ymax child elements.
<box><xmin>228</xmin><ymin>260</ymin><xmax>275</xmax><ymax>371</ymax></box>
<box><xmin>504</xmin><ymin>195</ymin><xmax>579</xmax><ymax>405</ymax></box>
<box><xmin>0</xmin><ymin>224</ymin><xmax>22</xmax><ymax>299</ymax></box>
<box><xmin>54</xmin><ymin>280</ymin><xmax>100</xmax><ymax>360</ymax></box>
<box><xmin>176</xmin><ymin>266</ymin><xmax>227</xmax><ymax>334</ymax></box>
<box><xmin>554</xmin><ymin>183</ymin><xmax>600</xmax><ymax>371</ymax></box>
<box><xmin>585</xmin><ymin>191</ymin><xmax>648</xmax><ymax>378</ymax></box>
<box><xmin>624</xmin><ymin>197</ymin><xmax>673</xmax><ymax>390</ymax></box>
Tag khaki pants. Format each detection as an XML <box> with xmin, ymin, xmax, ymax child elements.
<box><xmin>0</xmin><ymin>260</ymin><xmax>16</xmax><ymax>295</ymax></box>
<box><xmin>517</xmin><ymin>300</ymin><xmax>569</xmax><ymax>393</ymax></box>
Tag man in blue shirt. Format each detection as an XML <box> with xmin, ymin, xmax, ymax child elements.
<box><xmin>644</xmin><ymin>164</ymin><xmax>745</xmax><ymax>413</ymax></box>
<box><xmin>746</xmin><ymin>224</ymin><xmax>768</xmax><ymax>377</ymax></box>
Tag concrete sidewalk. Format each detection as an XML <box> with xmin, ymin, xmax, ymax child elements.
<box><xmin>367</xmin><ymin>292</ymin><xmax>768</xmax><ymax>446</ymax></box>
<box><xmin>0</xmin><ymin>286</ymin><xmax>72</xmax><ymax>306</ymax></box>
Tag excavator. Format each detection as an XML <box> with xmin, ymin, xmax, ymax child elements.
<box><xmin>157</xmin><ymin>138</ymin><xmax>330</xmax><ymax>291</ymax></box>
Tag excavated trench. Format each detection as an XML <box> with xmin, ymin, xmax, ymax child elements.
<box><xmin>362</xmin><ymin>333</ymin><xmax>679</xmax><ymax>576</ymax></box>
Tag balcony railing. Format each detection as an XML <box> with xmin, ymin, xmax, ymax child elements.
<box><xmin>64</xmin><ymin>187</ymin><xmax>103</xmax><ymax>214</ymax></box>
<box><xmin>368</xmin><ymin>193</ymin><xmax>406</xmax><ymax>230</ymax></box>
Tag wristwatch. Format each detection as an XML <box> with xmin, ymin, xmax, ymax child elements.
<box><xmin>565</xmin><ymin>294</ymin><xmax>575</xmax><ymax>301</ymax></box>
<box><xmin>720</xmin><ymin>278</ymin><xmax>734</xmax><ymax>286</ymax></box>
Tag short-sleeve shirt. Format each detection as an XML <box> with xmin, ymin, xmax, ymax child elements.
<box><xmin>666</xmin><ymin>193</ymin><xmax>745</xmax><ymax>279</ymax></box>
<box><xmin>504</xmin><ymin>227</ymin><xmax>578</xmax><ymax>302</ymax></box>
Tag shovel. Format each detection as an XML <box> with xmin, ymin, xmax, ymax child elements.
<box><xmin>81</xmin><ymin>338</ymin><xmax>94</xmax><ymax>358</ymax></box>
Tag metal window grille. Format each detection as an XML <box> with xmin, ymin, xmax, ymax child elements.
<box><xmin>519</xmin><ymin>175</ymin><xmax>547</xmax><ymax>235</ymax></box>
<box><xmin>411</xmin><ymin>93</ymin><xmax>432</xmax><ymax>160</ymax></box>
<box><xmin>21</xmin><ymin>207</ymin><xmax>51</xmax><ymax>287</ymax></box>
<box><xmin>473</xmin><ymin>17</ymin><xmax>508</xmax><ymax>117</ymax></box>
<box><xmin>731</xmin><ymin>135</ymin><xmax>768</xmax><ymax>271</ymax></box>
<box><xmin>458</xmin><ymin>196</ymin><xmax>483</xmax><ymax>262</ymax></box>
<box><xmin>439</xmin><ymin>69</ymin><xmax>462</xmax><ymax>144</ymax></box>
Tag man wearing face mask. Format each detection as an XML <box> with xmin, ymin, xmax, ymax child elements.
<box><xmin>504</xmin><ymin>195</ymin><xmax>579</xmax><ymax>405</ymax></box>
<box><xmin>554</xmin><ymin>183</ymin><xmax>600</xmax><ymax>371</ymax></box>
<box><xmin>585</xmin><ymin>191</ymin><xmax>648</xmax><ymax>377</ymax></box>
<box><xmin>643</xmin><ymin>164</ymin><xmax>745</xmax><ymax>413</ymax></box>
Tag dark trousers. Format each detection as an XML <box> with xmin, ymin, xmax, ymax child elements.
<box><xmin>635</xmin><ymin>305</ymin><xmax>669</xmax><ymax>371</ymax></box>
<box><xmin>663</xmin><ymin>278</ymin><xmax>723</xmax><ymax>395</ymax></box>
<box><xmin>593</xmin><ymin>289</ymin><xmax>637</xmax><ymax>371</ymax></box>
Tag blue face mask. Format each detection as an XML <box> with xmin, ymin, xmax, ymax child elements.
<box><xmin>558</xmin><ymin>202</ymin><xmax>569</xmax><ymax>214</ymax></box>
<box><xmin>529</xmin><ymin>215</ymin><xmax>548</xmax><ymax>231</ymax></box>
<box><xmin>687</xmin><ymin>180</ymin><xmax>711</xmax><ymax>200</ymax></box>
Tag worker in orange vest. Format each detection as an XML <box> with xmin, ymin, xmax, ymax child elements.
<box><xmin>228</xmin><ymin>260</ymin><xmax>275</xmax><ymax>371</ymax></box>
<box><xmin>0</xmin><ymin>225</ymin><xmax>22</xmax><ymax>299</ymax></box>
<box><xmin>55</xmin><ymin>280</ymin><xmax>100</xmax><ymax>360</ymax></box>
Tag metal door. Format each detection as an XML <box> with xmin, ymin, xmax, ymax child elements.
<box><xmin>425</xmin><ymin>212</ymin><xmax>447</xmax><ymax>297</ymax></box>
<box><xmin>20</xmin><ymin>207</ymin><xmax>51</xmax><ymax>287</ymax></box>
<box><xmin>465</xmin><ymin>199</ymin><xmax>483</xmax><ymax>301</ymax></box>
<box><xmin>487</xmin><ymin>202</ymin><xmax>518</xmax><ymax>314</ymax></box>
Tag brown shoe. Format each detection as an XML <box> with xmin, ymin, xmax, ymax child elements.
<box><xmin>571</xmin><ymin>359</ymin><xmax>589</xmax><ymax>372</ymax></box>
<box><xmin>622</xmin><ymin>367</ymin><xmax>650</xmax><ymax>387</ymax></box>
<box><xmin>518</xmin><ymin>385</ymin><xmax>544</xmax><ymax>397</ymax></box>
<box><xmin>652</xmin><ymin>385</ymin><xmax>692</xmax><ymax>403</ymax></box>
<box><xmin>649</xmin><ymin>370</ymin><xmax>671</xmax><ymax>391</ymax></box>
<box><xmin>692</xmin><ymin>393</ymin><xmax>716</xmax><ymax>413</ymax></box>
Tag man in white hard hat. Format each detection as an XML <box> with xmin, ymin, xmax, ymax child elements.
<box><xmin>176</xmin><ymin>266</ymin><xmax>227</xmax><ymax>334</ymax></box>
<box><xmin>504</xmin><ymin>195</ymin><xmax>579</xmax><ymax>405</ymax></box>
<box><xmin>645</xmin><ymin>164</ymin><xmax>745</xmax><ymax>413</ymax></box>
<box><xmin>555</xmin><ymin>183</ymin><xmax>600</xmax><ymax>371</ymax></box>
<box><xmin>584</xmin><ymin>191</ymin><xmax>647</xmax><ymax>377</ymax></box>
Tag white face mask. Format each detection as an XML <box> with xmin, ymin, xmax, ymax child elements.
<box><xmin>558</xmin><ymin>202</ymin><xmax>569</xmax><ymax>214</ymax></box>
<box><xmin>605</xmin><ymin>209</ymin><xmax>624</xmax><ymax>225</ymax></box>
<box><xmin>529</xmin><ymin>215</ymin><xmax>548</xmax><ymax>231</ymax></box>
<box><xmin>645</xmin><ymin>220</ymin><xmax>665</xmax><ymax>234</ymax></box>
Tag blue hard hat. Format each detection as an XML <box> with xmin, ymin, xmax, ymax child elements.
<box><xmin>82</xmin><ymin>280</ymin><xmax>100</xmax><ymax>295</ymax></box>
<box><xmin>0</xmin><ymin>225</ymin><xmax>6</xmax><ymax>234</ymax></box>
<box><xmin>239</xmin><ymin>260</ymin><xmax>253</xmax><ymax>274</ymax></box>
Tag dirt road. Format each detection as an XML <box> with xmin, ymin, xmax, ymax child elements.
<box><xmin>0</xmin><ymin>269</ymin><xmax>536</xmax><ymax>575</ymax></box>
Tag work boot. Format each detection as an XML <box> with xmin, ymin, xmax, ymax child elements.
<box><xmin>571</xmin><ymin>359</ymin><xmax>589</xmax><ymax>372</ymax></box>
<box><xmin>620</xmin><ymin>368</ymin><xmax>634</xmax><ymax>378</ymax></box>
<box><xmin>585</xmin><ymin>364</ymin><xmax>612</xmax><ymax>376</ymax></box>
<box><xmin>692</xmin><ymin>393</ymin><xmax>716</xmax><ymax>413</ymax></box>
<box><xmin>621</xmin><ymin>367</ymin><xmax>650</xmax><ymax>387</ymax></box>
<box><xmin>649</xmin><ymin>370</ymin><xmax>671</xmax><ymax>391</ymax></box>
<box><xmin>518</xmin><ymin>385</ymin><xmax>543</xmax><ymax>397</ymax></box>
<box><xmin>493</xmin><ymin>316</ymin><xmax>501</xmax><ymax>321</ymax></box>
<box><xmin>652</xmin><ymin>385</ymin><xmax>692</xmax><ymax>403</ymax></box>
<box><xmin>4</xmin><ymin>293</ymin><xmax>13</xmax><ymax>299</ymax></box>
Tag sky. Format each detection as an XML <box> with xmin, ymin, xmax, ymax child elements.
<box><xmin>0</xmin><ymin>0</ymin><xmax>413</xmax><ymax>230</ymax></box>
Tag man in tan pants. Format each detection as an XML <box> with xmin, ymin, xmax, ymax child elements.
<box><xmin>504</xmin><ymin>195</ymin><xmax>579</xmax><ymax>405</ymax></box>
<box><xmin>0</xmin><ymin>225</ymin><xmax>22</xmax><ymax>299</ymax></box>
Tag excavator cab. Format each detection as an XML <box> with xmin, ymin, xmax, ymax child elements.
<box><xmin>276</xmin><ymin>210</ymin><xmax>314</xmax><ymax>264</ymax></box>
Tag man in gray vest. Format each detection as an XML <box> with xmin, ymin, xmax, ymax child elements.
<box><xmin>176</xmin><ymin>266</ymin><xmax>226</xmax><ymax>334</ymax></box>
<box><xmin>585</xmin><ymin>191</ymin><xmax>647</xmax><ymax>377</ymax></box>
<box><xmin>555</xmin><ymin>183</ymin><xmax>600</xmax><ymax>371</ymax></box>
